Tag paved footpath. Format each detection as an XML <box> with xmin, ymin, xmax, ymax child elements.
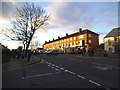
<box><xmin>2</xmin><ymin>55</ymin><xmax>41</xmax><ymax>72</ymax></box>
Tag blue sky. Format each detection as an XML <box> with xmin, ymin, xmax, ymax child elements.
<box><xmin>0</xmin><ymin>1</ymin><xmax>118</xmax><ymax>49</ymax></box>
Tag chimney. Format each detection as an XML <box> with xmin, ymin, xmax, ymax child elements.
<box><xmin>58</xmin><ymin>36</ymin><xmax>60</xmax><ymax>39</ymax></box>
<box><xmin>49</xmin><ymin>40</ymin><xmax>50</xmax><ymax>42</ymax></box>
<box><xmin>45</xmin><ymin>41</ymin><xmax>47</xmax><ymax>44</ymax></box>
<box><xmin>66</xmin><ymin>33</ymin><xmax>68</xmax><ymax>36</ymax></box>
<box><xmin>79</xmin><ymin>28</ymin><xmax>82</xmax><ymax>33</ymax></box>
<box><xmin>53</xmin><ymin>38</ymin><xmax>54</xmax><ymax>41</ymax></box>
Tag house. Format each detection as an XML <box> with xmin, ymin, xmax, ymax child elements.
<box><xmin>43</xmin><ymin>28</ymin><xmax>99</xmax><ymax>52</ymax></box>
<box><xmin>104</xmin><ymin>27</ymin><xmax>120</xmax><ymax>53</ymax></box>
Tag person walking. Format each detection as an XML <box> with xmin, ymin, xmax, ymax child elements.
<box><xmin>13</xmin><ymin>51</ymin><xmax>16</xmax><ymax>59</ymax></box>
<box><xmin>27</xmin><ymin>51</ymin><xmax>32</xmax><ymax>62</ymax></box>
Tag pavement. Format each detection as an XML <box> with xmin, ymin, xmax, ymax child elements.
<box><xmin>2</xmin><ymin>55</ymin><xmax>42</xmax><ymax>72</ymax></box>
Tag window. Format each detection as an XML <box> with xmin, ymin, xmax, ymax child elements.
<box><xmin>67</xmin><ymin>38</ymin><xmax>69</xmax><ymax>41</ymax></box>
<box><xmin>70</xmin><ymin>42</ymin><xmax>72</xmax><ymax>46</ymax></box>
<box><xmin>74</xmin><ymin>42</ymin><xmax>76</xmax><ymax>45</ymax></box>
<box><xmin>79</xmin><ymin>35</ymin><xmax>84</xmax><ymax>39</ymax></box>
<box><xmin>64</xmin><ymin>39</ymin><xmax>66</xmax><ymax>42</ymax></box>
<box><xmin>89</xmin><ymin>40</ymin><xmax>91</xmax><ymax>43</ymax></box>
<box><xmin>79</xmin><ymin>40</ymin><xmax>82</xmax><ymax>45</ymax></box>
<box><xmin>108</xmin><ymin>39</ymin><xmax>111</xmax><ymax>46</ymax></box>
<box><xmin>70</xmin><ymin>37</ymin><xmax>72</xmax><ymax>41</ymax></box>
<box><xmin>89</xmin><ymin>34</ymin><xmax>91</xmax><ymax>37</ymax></box>
<box><xmin>74</xmin><ymin>37</ymin><xmax>76</xmax><ymax>40</ymax></box>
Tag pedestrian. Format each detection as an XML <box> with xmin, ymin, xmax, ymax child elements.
<box><xmin>21</xmin><ymin>52</ymin><xmax>25</xmax><ymax>59</ymax></box>
<box><xmin>81</xmin><ymin>49</ymin><xmax>85</xmax><ymax>56</ymax></box>
<box><xmin>27</xmin><ymin>51</ymin><xmax>32</xmax><ymax>62</ymax></box>
<box><xmin>16</xmin><ymin>50</ymin><xmax>21</xmax><ymax>60</ymax></box>
<box><xmin>91</xmin><ymin>50</ymin><xmax>94</xmax><ymax>56</ymax></box>
<box><xmin>13</xmin><ymin>51</ymin><xmax>16</xmax><ymax>59</ymax></box>
<box><xmin>88</xmin><ymin>50</ymin><xmax>92</xmax><ymax>57</ymax></box>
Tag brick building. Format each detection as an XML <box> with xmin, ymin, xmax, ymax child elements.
<box><xmin>43</xmin><ymin>28</ymin><xmax>99</xmax><ymax>52</ymax></box>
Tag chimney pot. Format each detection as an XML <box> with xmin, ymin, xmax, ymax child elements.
<box><xmin>66</xmin><ymin>33</ymin><xmax>68</xmax><ymax>36</ymax></box>
<box><xmin>79</xmin><ymin>28</ymin><xmax>82</xmax><ymax>33</ymax></box>
<box><xmin>45</xmin><ymin>41</ymin><xmax>47</xmax><ymax>43</ymax></box>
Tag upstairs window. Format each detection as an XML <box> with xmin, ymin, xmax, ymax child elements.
<box><xmin>89</xmin><ymin>34</ymin><xmax>91</xmax><ymax>37</ymax></box>
<box><xmin>74</xmin><ymin>37</ymin><xmax>76</xmax><ymax>40</ymax></box>
<box><xmin>70</xmin><ymin>37</ymin><xmax>72</xmax><ymax>41</ymax></box>
<box><xmin>89</xmin><ymin>40</ymin><xmax>91</xmax><ymax>43</ymax></box>
<box><xmin>79</xmin><ymin>35</ymin><xmax>84</xmax><ymax>39</ymax></box>
<box><xmin>108</xmin><ymin>39</ymin><xmax>111</xmax><ymax>46</ymax></box>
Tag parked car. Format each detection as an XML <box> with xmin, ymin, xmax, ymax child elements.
<box><xmin>47</xmin><ymin>50</ymin><xmax>64</xmax><ymax>55</ymax></box>
<box><xmin>95</xmin><ymin>49</ymin><xmax>108</xmax><ymax>57</ymax></box>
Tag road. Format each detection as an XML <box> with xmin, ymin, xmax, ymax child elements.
<box><xmin>2</xmin><ymin>54</ymin><xmax>119</xmax><ymax>88</ymax></box>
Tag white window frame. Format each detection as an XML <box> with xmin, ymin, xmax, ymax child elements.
<box><xmin>79</xmin><ymin>35</ymin><xmax>84</xmax><ymax>39</ymax></box>
<box><xmin>89</xmin><ymin>40</ymin><xmax>91</xmax><ymax>43</ymax></box>
<box><xmin>89</xmin><ymin>34</ymin><xmax>91</xmax><ymax>37</ymax></box>
<box><xmin>70</xmin><ymin>37</ymin><xmax>72</xmax><ymax>41</ymax></box>
<box><xmin>74</xmin><ymin>37</ymin><xmax>76</xmax><ymax>40</ymax></box>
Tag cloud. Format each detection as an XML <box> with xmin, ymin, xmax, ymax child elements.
<box><xmin>45</xmin><ymin>2</ymin><xmax>117</xmax><ymax>32</ymax></box>
<box><xmin>46</xmin><ymin>2</ymin><xmax>94</xmax><ymax>30</ymax></box>
<box><xmin>1</xmin><ymin>2</ymin><xmax>17</xmax><ymax>20</ymax></box>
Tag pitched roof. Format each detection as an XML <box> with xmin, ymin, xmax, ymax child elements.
<box><xmin>44</xmin><ymin>29</ymin><xmax>99</xmax><ymax>45</ymax></box>
<box><xmin>105</xmin><ymin>27</ymin><xmax>120</xmax><ymax>38</ymax></box>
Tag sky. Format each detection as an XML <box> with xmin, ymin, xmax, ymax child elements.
<box><xmin>0</xmin><ymin>0</ymin><xmax>118</xmax><ymax>49</ymax></box>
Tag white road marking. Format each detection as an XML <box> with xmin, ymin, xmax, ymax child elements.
<box><xmin>88</xmin><ymin>80</ymin><xmax>101</xmax><ymax>86</ymax></box>
<box><xmin>60</xmin><ymin>67</ymin><xmax>64</xmax><ymax>70</ymax></box>
<box><xmin>48</xmin><ymin>63</ymin><xmax>51</xmax><ymax>65</ymax></box>
<box><xmin>51</xmin><ymin>64</ymin><xmax>55</xmax><ymax>66</ymax></box>
<box><xmin>48</xmin><ymin>65</ymin><xmax>51</xmax><ymax>67</ymax></box>
<box><xmin>46</xmin><ymin>62</ymin><xmax>48</xmax><ymax>64</ymax></box>
<box><xmin>92</xmin><ymin>66</ymin><xmax>111</xmax><ymax>71</ymax></box>
<box><xmin>55</xmin><ymin>69</ymin><xmax>60</xmax><ymax>71</ymax></box>
<box><xmin>55</xmin><ymin>66</ymin><xmax>59</xmax><ymax>68</ymax></box>
<box><xmin>65</xmin><ymin>70</ymin><xmax>76</xmax><ymax>75</ymax></box>
<box><xmin>92</xmin><ymin>62</ymin><xmax>120</xmax><ymax>70</ymax></box>
<box><xmin>51</xmin><ymin>67</ymin><xmax>55</xmax><ymax>69</ymax></box>
<box><xmin>69</xmin><ymin>58</ymin><xmax>82</xmax><ymax>62</ymax></box>
<box><xmin>105</xmin><ymin>88</ymin><xmax>111</xmax><ymax>90</ymax></box>
<box><xmin>77</xmin><ymin>75</ymin><xmax>86</xmax><ymax>79</ymax></box>
<box><xmin>22</xmin><ymin>72</ymin><xmax>60</xmax><ymax>79</ymax></box>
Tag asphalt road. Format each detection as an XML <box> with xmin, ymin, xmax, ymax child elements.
<box><xmin>2</xmin><ymin>54</ymin><xmax>119</xmax><ymax>89</ymax></box>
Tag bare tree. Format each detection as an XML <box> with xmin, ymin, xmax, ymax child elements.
<box><xmin>2</xmin><ymin>2</ymin><xmax>49</xmax><ymax>51</ymax></box>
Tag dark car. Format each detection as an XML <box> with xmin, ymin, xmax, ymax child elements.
<box><xmin>47</xmin><ymin>50</ymin><xmax>64</xmax><ymax>55</ymax></box>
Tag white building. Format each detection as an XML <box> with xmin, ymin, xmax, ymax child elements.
<box><xmin>104</xmin><ymin>27</ymin><xmax>120</xmax><ymax>53</ymax></box>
